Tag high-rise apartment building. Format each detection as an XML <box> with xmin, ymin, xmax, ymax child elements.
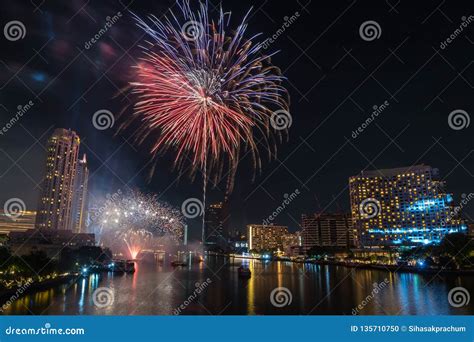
<box><xmin>36</xmin><ymin>129</ymin><xmax>81</xmax><ymax>230</ymax></box>
<box><xmin>204</xmin><ymin>202</ymin><xmax>225</xmax><ymax>246</ymax></box>
<box><xmin>301</xmin><ymin>213</ymin><xmax>353</xmax><ymax>252</ymax></box>
<box><xmin>247</xmin><ymin>224</ymin><xmax>288</xmax><ymax>251</ymax></box>
<box><xmin>70</xmin><ymin>154</ymin><xmax>89</xmax><ymax>233</ymax></box>
<box><xmin>349</xmin><ymin>165</ymin><xmax>466</xmax><ymax>247</ymax></box>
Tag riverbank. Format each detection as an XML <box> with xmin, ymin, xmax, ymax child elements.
<box><xmin>0</xmin><ymin>274</ymin><xmax>77</xmax><ymax>300</ymax></box>
<box><xmin>229</xmin><ymin>254</ymin><xmax>474</xmax><ymax>276</ymax></box>
<box><xmin>311</xmin><ymin>260</ymin><xmax>474</xmax><ymax>276</ymax></box>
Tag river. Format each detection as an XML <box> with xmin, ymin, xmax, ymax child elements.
<box><xmin>2</xmin><ymin>256</ymin><xmax>473</xmax><ymax>315</ymax></box>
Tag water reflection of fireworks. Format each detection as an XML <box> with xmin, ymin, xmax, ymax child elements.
<box><xmin>93</xmin><ymin>190</ymin><xmax>185</xmax><ymax>259</ymax></box>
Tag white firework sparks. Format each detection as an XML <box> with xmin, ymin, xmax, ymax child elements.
<box><xmin>92</xmin><ymin>190</ymin><xmax>185</xmax><ymax>258</ymax></box>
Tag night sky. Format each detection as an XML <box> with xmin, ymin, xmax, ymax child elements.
<box><xmin>0</xmin><ymin>0</ymin><xmax>472</xmax><ymax>240</ymax></box>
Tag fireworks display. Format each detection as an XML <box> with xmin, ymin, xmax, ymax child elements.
<box><xmin>93</xmin><ymin>190</ymin><xmax>185</xmax><ymax>259</ymax></box>
<box><xmin>121</xmin><ymin>0</ymin><xmax>290</xmax><ymax>190</ymax></box>
<box><xmin>116</xmin><ymin>229</ymin><xmax>154</xmax><ymax>260</ymax></box>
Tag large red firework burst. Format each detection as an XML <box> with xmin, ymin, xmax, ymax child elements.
<box><xmin>122</xmin><ymin>0</ymin><xmax>290</xmax><ymax>191</ymax></box>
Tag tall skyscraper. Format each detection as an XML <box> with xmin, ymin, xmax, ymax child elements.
<box><xmin>349</xmin><ymin>165</ymin><xmax>466</xmax><ymax>247</ymax></box>
<box><xmin>70</xmin><ymin>154</ymin><xmax>89</xmax><ymax>233</ymax></box>
<box><xmin>301</xmin><ymin>213</ymin><xmax>353</xmax><ymax>252</ymax></box>
<box><xmin>36</xmin><ymin>128</ymin><xmax>81</xmax><ymax>230</ymax></box>
<box><xmin>247</xmin><ymin>224</ymin><xmax>288</xmax><ymax>252</ymax></box>
<box><xmin>204</xmin><ymin>202</ymin><xmax>225</xmax><ymax>247</ymax></box>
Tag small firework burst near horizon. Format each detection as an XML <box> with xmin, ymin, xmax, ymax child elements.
<box><xmin>120</xmin><ymin>0</ymin><xmax>290</xmax><ymax>192</ymax></box>
<box><xmin>93</xmin><ymin>190</ymin><xmax>185</xmax><ymax>259</ymax></box>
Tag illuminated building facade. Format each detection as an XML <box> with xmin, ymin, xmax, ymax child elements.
<box><xmin>36</xmin><ymin>129</ymin><xmax>81</xmax><ymax>230</ymax></box>
<box><xmin>70</xmin><ymin>154</ymin><xmax>89</xmax><ymax>233</ymax></box>
<box><xmin>468</xmin><ymin>222</ymin><xmax>474</xmax><ymax>238</ymax></box>
<box><xmin>282</xmin><ymin>232</ymin><xmax>301</xmax><ymax>250</ymax></box>
<box><xmin>0</xmin><ymin>210</ymin><xmax>36</xmax><ymax>234</ymax></box>
<box><xmin>301</xmin><ymin>213</ymin><xmax>353</xmax><ymax>252</ymax></box>
<box><xmin>282</xmin><ymin>232</ymin><xmax>302</xmax><ymax>255</ymax></box>
<box><xmin>204</xmin><ymin>202</ymin><xmax>225</xmax><ymax>247</ymax></box>
<box><xmin>349</xmin><ymin>165</ymin><xmax>466</xmax><ymax>247</ymax></box>
<box><xmin>247</xmin><ymin>224</ymin><xmax>288</xmax><ymax>252</ymax></box>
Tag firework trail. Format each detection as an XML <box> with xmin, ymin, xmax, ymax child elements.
<box><xmin>121</xmin><ymin>0</ymin><xmax>290</xmax><ymax>191</ymax></box>
<box><xmin>93</xmin><ymin>190</ymin><xmax>185</xmax><ymax>259</ymax></box>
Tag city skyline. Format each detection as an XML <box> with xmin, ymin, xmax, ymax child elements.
<box><xmin>1</xmin><ymin>125</ymin><xmax>472</xmax><ymax>241</ymax></box>
<box><xmin>0</xmin><ymin>1</ymin><xmax>472</xmax><ymax>240</ymax></box>
<box><xmin>0</xmin><ymin>0</ymin><xmax>472</xmax><ymax>320</ymax></box>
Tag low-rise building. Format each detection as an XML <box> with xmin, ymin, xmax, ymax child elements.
<box><xmin>301</xmin><ymin>213</ymin><xmax>353</xmax><ymax>252</ymax></box>
<box><xmin>247</xmin><ymin>224</ymin><xmax>288</xmax><ymax>252</ymax></box>
<box><xmin>8</xmin><ymin>229</ymin><xmax>95</xmax><ymax>259</ymax></box>
<box><xmin>0</xmin><ymin>210</ymin><xmax>36</xmax><ymax>234</ymax></box>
